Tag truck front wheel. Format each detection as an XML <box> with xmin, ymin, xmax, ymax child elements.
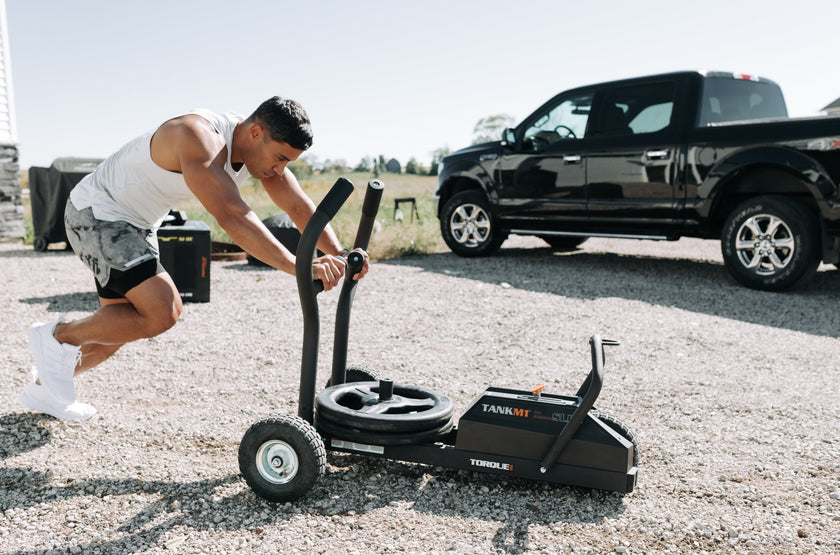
<box><xmin>721</xmin><ymin>196</ymin><xmax>820</xmax><ymax>291</ymax></box>
<box><xmin>440</xmin><ymin>191</ymin><xmax>505</xmax><ymax>257</ymax></box>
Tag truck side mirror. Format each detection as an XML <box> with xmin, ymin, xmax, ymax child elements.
<box><xmin>502</xmin><ymin>128</ymin><xmax>516</xmax><ymax>147</ymax></box>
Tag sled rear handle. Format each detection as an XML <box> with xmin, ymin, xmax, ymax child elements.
<box><xmin>539</xmin><ymin>334</ymin><xmax>618</xmax><ymax>473</ymax></box>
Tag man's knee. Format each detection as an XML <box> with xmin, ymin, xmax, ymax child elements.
<box><xmin>127</xmin><ymin>274</ymin><xmax>183</xmax><ymax>337</ymax></box>
<box><xmin>142</xmin><ymin>297</ymin><xmax>182</xmax><ymax>337</ymax></box>
<box><xmin>163</xmin><ymin>298</ymin><xmax>183</xmax><ymax>331</ymax></box>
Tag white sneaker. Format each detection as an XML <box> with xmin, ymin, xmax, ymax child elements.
<box><xmin>29</xmin><ymin>314</ymin><xmax>81</xmax><ymax>405</ymax></box>
<box><xmin>18</xmin><ymin>377</ymin><xmax>97</xmax><ymax>421</ymax></box>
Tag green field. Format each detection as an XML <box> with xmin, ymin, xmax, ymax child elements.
<box><xmin>176</xmin><ymin>171</ymin><xmax>445</xmax><ymax>261</ymax></box>
<box><xmin>22</xmin><ymin>171</ymin><xmax>446</xmax><ymax>260</ymax></box>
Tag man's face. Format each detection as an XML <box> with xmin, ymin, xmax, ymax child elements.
<box><xmin>244</xmin><ymin>125</ymin><xmax>304</xmax><ymax>180</ymax></box>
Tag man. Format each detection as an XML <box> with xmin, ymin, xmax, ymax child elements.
<box><xmin>20</xmin><ymin>97</ymin><xmax>368</xmax><ymax>420</ymax></box>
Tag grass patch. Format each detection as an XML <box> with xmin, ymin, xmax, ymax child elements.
<box><xmin>175</xmin><ymin>171</ymin><xmax>445</xmax><ymax>260</ymax></box>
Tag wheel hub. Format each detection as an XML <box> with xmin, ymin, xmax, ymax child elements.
<box><xmin>735</xmin><ymin>215</ymin><xmax>794</xmax><ymax>275</ymax></box>
<box><xmin>256</xmin><ymin>440</ymin><xmax>299</xmax><ymax>485</ymax></box>
<box><xmin>754</xmin><ymin>234</ymin><xmax>775</xmax><ymax>255</ymax></box>
<box><xmin>451</xmin><ymin>203</ymin><xmax>490</xmax><ymax>246</ymax></box>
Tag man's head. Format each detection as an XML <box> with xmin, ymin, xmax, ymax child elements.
<box><xmin>238</xmin><ymin>97</ymin><xmax>313</xmax><ymax>180</ymax></box>
<box><xmin>246</xmin><ymin>97</ymin><xmax>313</xmax><ymax>151</ymax></box>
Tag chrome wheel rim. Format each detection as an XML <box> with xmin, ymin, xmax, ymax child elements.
<box><xmin>734</xmin><ymin>214</ymin><xmax>794</xmax><ymax>275</ymax></box>
<box><xmin>450</xmin><ymin>203</ymin><xmax>491</xmax><ymax>246</ymax></box>
<box><xmin>255</xmin><ymin>440</ymin><xmax>299</xmax><ymax>485</ymax></box>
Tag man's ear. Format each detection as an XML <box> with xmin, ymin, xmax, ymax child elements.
<box><xmin>249</xmin><ymin>123</ymin><xmax>264</xmax><ymax>141</ymax></box>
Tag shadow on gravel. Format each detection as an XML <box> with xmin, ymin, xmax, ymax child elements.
<box><xmin>0</xmin><ymin>413</ymin><xmax>55</xmax><ymax>538</ymax></box>
<box><xmin>323</xmin><ymin>455</ymin><xmax>627</xmax><ymax>554</ymax></box>
<box><xmin>0</xmin><ymin>413</ymin><xmax>53</xmax><ymax>460</ymax></box>
<box><xmin>220</xmin><ymin>261</ymin><xmax>273</xmax><ymax>272</ymax></box>
<box><xmin>1</xmin><ymin>436</ymin><xmax>625</xmax><ymax>554</ymax></box>
<box><xmin>19</xmin><ymin>291</ymin><xmax>100</xmax><ymax>313</ymax></box>
<box><xmin>0</xmin><ymin>471</ymin><xmax>245</xmax><ymax>555</ymax></box>
<box><xmin>383</xmin><ymin>245</ymin><xmax>840</xmax><ymax>338</ymax></box>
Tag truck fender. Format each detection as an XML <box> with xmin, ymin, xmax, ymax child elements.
<box><xmin>698</xmin><ymin>145</ymin><xmax>837</xmax><ymax>211</ymax></box>
<box><xmin>436</xmin><ymin>162</ymin><xmax>497</xmax><ymax>216</ymax></box>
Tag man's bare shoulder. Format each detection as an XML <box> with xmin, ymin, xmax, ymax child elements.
<box><xmin>158</xmin><ymin>114</ymin><xmax>223</xmax><ymax>145</ymax></box>
<box><xmin>151</xmin><ymin>115</ymin><xmax>226</xmax><ymax>171</ymax></box>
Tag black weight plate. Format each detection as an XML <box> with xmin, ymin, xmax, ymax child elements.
<box><xmin>315</xmin><ymin>381</ymin><xmax>454</xmax><ymax>433</ymax></box>
<box><xmin>316</xmin><ymin>415</ymin><xmax>455</xmax><ymax>446</ymax></box>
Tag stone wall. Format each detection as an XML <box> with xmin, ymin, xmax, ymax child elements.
<box><xmin>0</xmin><ymin>144</ymin><xmax>23</xmax><ymax>241</ymax></box>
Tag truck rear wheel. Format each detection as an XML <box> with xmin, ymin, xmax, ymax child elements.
<box><xmin>721</xmin><ymin>196</ymin><xmax>820</xmax><ymax>291</ymax></box>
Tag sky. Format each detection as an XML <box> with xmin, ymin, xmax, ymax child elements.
<box><xmin>6</xmin><ymin>0</ymin><xmax>840</xmax><ymax>171</ymax></box>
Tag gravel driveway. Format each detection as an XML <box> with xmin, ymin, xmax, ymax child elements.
<box><xmin>1</xmin><ymin>236</ymin><xmax>838</xmax><ymax>554</ymax></box>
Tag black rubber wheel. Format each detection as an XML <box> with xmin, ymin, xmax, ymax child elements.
<box><xmin>721</xmin><ymin>196</ymin><xmax>820</xmax><ymax>291</ymax></box>
<box><xmin>33</xmin><ymin>237</ymin><xmax>48</xmax><ymax>252</ymax></box>
<box><xmin>539</xmin><ymin>235</ymin><xmax>587</xmax><ymax>251</ymax></box>
<box><xmin>317</xmin><ymin>414</ymin><xmax>455</xmax><ymax>446</ymax></box>
<box><xmin>238</xmin><ymin>414</ymin><xmax>326</xmax><ymax>502</ymax></box>
<box><xmin>324</xmin><ymin>364</ymin><xmax>381</xmax><ymax>388</ymax></box>
<box><xmin>315</xmin><ymin>381</ymin><xmax>454</xmax><ymax>433</ymax></box>
<box><xmin>591</xmin><ymin>409</ymin><xmax>638</xmax><ymax>467</ymax></box>
<box><xmin>440</xmin><ymin>190</ymin><xmax>506</xmax><ymax>257</ymax></box>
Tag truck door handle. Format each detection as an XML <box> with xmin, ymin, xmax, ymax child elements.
<box><xmin>563</xmin><ymin>154</ymin><xmax>583</xmax><ymax>164</ymax></box>
<box><xmin>645</xmin><ymin>149</ymin><xmax>670</xmax><ymax>160</ymax></box>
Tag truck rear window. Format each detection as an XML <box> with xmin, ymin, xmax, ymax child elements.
<box><xmin>698</xmin><ymin>77</ymin><xmax>788</xmax><ymax>126</ymax></box>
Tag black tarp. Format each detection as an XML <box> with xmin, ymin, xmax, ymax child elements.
<box><xmin>29</xmin><ymin>157</ymin><xmax>102</xmax><ymax>251</ymax></box>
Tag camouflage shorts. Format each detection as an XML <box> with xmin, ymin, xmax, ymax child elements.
<box><xmin>64</xmin><ymin>200</ymin><xmax>159</xmax><ymax>289</ymax></box>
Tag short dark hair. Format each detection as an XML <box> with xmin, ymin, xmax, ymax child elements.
<box><xmin>247</xmin><ymin>97</ymin><xmax>313</xmax><ymax>150</ymax></box>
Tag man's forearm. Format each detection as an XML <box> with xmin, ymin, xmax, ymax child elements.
<box><xmin>221</xmin><ymin>210</ymin><xmax>297</xmax><ymax>274</ymax></box>
<box><xmin>316</xmin><ymin>225</ymin><xmax>346</xmax><ymax>257</ymax></box>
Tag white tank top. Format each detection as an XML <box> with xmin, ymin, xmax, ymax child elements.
<box><xmin>69</xmin><ymin>109</ymin><xmax>252</xmax><ymax>230</ymax></box>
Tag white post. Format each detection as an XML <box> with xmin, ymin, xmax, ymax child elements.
<box><xmin>0</xmin><ymin>0</ymin><xmax>22</xmax><ymax>241</ymax></box>
<box><xmin>0</xmin><ymin>0</ymin><xmax>17</xmax><ymax>146</ymax></box>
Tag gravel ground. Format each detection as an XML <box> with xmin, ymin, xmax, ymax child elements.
<box><xmin>1</xmin><ymin>235</ymin><xmax>839</xmax><ymax>554</ymax></box>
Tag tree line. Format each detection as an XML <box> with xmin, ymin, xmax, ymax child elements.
<box><xmin>290</xmin><ymin>148</ymin><xmax>450</xmax><ymax>179</ymax></box>
<box><xmin>288</xmin><ymin>113</ymin><xmax>515</xmax><ymax>179</ymax></box>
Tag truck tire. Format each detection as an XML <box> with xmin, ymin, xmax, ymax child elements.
<box><xmin>440</xmin><ymin>190</ymin><xmax>505</xmax><ymax>257</ymax></box>
<box><xmin>721</xmin><ymin>196</ymin><xmax>820</xmax><ymax>291</ymax></box>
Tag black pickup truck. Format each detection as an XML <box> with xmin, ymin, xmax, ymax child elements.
<box><xmin>434</xmin><ymin>71</ymin><xmax>840</xmax><ymax>291</ymax></box>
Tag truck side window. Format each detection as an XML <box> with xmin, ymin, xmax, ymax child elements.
<box><xmin>698</xmin><ymin>77</ymin><xmax>788</xmax><ymax>125</ymax></box>
<box><xmin>523</xmin><ymin>93</ymin><xmax>593</xmax><ymax>147</ymax></box>
<box><xmin>591</xmin><ymin>82</ymin><xmax>675</xmax><ymax>137</ymax></box>
<box><xmin>630</xmin><ymin>102</ymin><xmax>674</xmax><ymax>134</ymax></box>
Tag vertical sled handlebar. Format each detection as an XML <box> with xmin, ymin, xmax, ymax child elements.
<box><xmin>331</xmin><ymin>180</ymin><xmax>384</xmax><ymax>386</ymax></box>
<box><xmin>297</xmin><ymin>177</ymin><xmax>355</xmax><ymax>422</ymax></box>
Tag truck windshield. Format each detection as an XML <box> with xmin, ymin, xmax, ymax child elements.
<box><xmin>698</xmin><ymin>77</ymin><xmax>788</xmax><ymax>126</ymax></box>
<box><xmin>524</xmin><ymin>93</ymin><xmax>593</xmax><ymax>144</ymax></box>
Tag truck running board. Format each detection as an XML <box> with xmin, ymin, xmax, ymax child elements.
<box><xmin>510</xmin><ymin>229</ymin><xmax>671</xmax><ymax>241</ymax></box>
